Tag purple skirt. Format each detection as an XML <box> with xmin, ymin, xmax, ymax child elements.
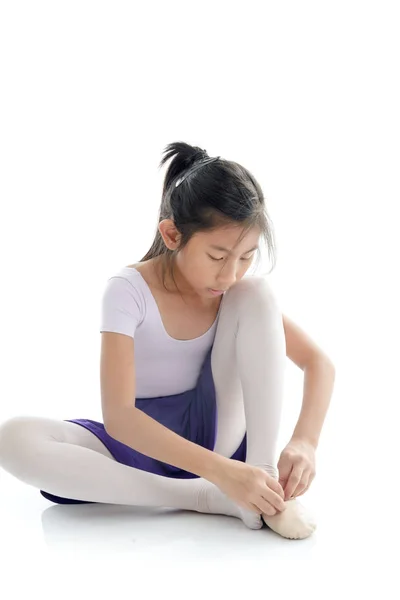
<box><xmin>40</xmin><ymin>346</ymin><xmax>247</xmax><ymax>504</ymax></box>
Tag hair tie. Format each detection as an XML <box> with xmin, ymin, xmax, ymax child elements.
<box><xmin>175</xmin><ymin>155</ymin><xmax>221</xmax><ymax>188</ymax></box>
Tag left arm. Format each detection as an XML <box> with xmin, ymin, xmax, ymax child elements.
<box><xmin>290</xmin><ymin>354</ymin><xmax>336</xmax><ymax>449</ymax></box>
<box><xmin>277</xmin><ymin>314</ymin><xmax>336</xmax><ymax>498</ymax></box>
<box><xmin>283</xmin><ymin>314</ymin><xmax>336</xmax><ymax>449</ymax></box>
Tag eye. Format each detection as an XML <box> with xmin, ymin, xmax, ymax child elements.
<box><xmin>208</xmin><ymin>254</ymin><xmax>253</xmax><ymax>262</ymax></box>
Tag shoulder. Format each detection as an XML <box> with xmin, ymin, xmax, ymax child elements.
<box><xmin>102</xmin><ymin>268</ymin><xmax>145</xmax><ymax>307</ymax></box>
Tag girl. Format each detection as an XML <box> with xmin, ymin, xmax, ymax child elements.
<box><xmin>0</xmin><ymin>142</ymin><xmax>317</xmax><ymax>540</ymax></box>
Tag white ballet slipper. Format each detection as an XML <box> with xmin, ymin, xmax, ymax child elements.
<box><xmin>262</xmin><ymin>497</ymin><xmax>317</xmax><ymax>539</ymax></box>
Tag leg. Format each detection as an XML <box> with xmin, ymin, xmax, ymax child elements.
<box><xmin>0</xmin><ymin>415</ymin><xmax>260</xmax><ymax>528</ymax></box>
<box><xmin>211</xmin><ymin>277</ymin><xmax>316</xmax><ymax>539</ymax></box>
<box><xmin>210</xmin><ymin>277</ymin><xmax>285</xmax><ymax>527</ymax></box>
<box><xmin>212</xmin><ymin>277</ymin><xmax>286</xmax><ymax>473</ymax></box>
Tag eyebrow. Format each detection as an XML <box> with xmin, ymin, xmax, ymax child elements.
<box><xmin>209</xmin><ymin>244</ymin><xmax>259</xmax><ymax>254</ymax></box>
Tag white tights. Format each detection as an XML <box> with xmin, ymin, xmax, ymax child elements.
<box><xmin>0</xmin><ymin>277</ymin><xmax>286</xmax><ymax>530</ymax></box>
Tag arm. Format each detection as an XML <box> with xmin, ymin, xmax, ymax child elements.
<box><xmin>100</xmin><ymin>331</ymin><xmax>229</xmax><ymax>483</ymax></box>
<box><xmin>282</xmin><ymin>313</ymin><xmax>336</xmax><ymax>449</ymax></box>
<box><xmin>289</xmin><ymin>354</ymin><xmax>336</xmax><ymax>449</ymax></box>
<box><xmin>106</xmin><ymin>406</ymin><xmax>229</xmax><ymax>483</ymax></box>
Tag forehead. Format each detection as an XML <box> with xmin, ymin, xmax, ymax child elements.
<box><xmin>195</xmin><ymin>227</ymin><xmax>260</xmax><ymax>253</ymax></box>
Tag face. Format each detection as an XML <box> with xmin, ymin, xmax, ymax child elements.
<box><xmin>157</xmin><ymin>219</ymin><xmax>261</xmax><ymax>301</ymax></box>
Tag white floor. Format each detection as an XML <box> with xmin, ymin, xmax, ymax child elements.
<box><xmin>0</xmin><ymin>434</ymin><xmax>396</xmax><ymax>600</ymax></box>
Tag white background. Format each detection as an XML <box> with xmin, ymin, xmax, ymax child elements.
<box><xmin>0</xmin><ymin>0</ymin><xmax>399</xmax><ymax>596</ymax></box>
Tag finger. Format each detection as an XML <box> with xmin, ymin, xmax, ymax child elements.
<box><xmin>259</xmin><ymin>496</ymin><xmax>279</xmax><ymax>516</ymax></box>
<box><xmin>238</xmin><ymin>500</ymin><xmax>261</xmax><ymax>514</ymax></box>
<box><xmin>288</xmin><ymin>480</ymin><xmax>301</xmax><ymax>498</ymax></box>
<box><xmin>249</xmin><ymin>502</ymin><xmax>262</xmax><ymax>514</ymax></box>
<box><xmin>284</xmin><ymin>467</ymin><xmax>303</xmax><ymax>499</ymax></box>
<box><xmin>293</xmin><ymin>475</ymin><xmax>311</xmax><ymax>498</ymax></box>
<box><xmin>279</xmin><ymin>465</ymin><xmax>293</xmax><ymax>490</ymax></box>
<box><xmin>269</xmin><ymin>477</ymin><xmax>285</xmax><ymax>499</ymax></box>
<box><xmin>293</xmin><ymin>486</ymin><xmax>305</xmax><ymax>498</ymax></box>
<box><xmin>267</xmin><ymin>489</ymin><xmax>286</xmax><ymax>511</ymax></box>
<box><xmin>261</xmin><ymin>503</ymin><xmax>277</xmax><ymax>517</ymax></box>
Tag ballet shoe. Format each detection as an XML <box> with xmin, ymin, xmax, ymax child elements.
<box><xmin>262</xmin><ymin>497</ymin><xmax>317</xmax><ymax>539</ymax></box>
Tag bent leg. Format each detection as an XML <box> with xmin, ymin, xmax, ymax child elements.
<box><xmin>209</xmin><ymin>277</ymin><xmax>286</xmax><ymax>529</ymax></box>
<box><xmin>211</xmin><ymin>277</ymin><xmax>286</xmax><ymax>477</ymax></box>
<box><xmin>212</xmin><ymin>277</ymin><xmax>317</xmax><ymax>539</ymax></box>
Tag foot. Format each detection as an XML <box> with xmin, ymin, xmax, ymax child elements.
<box><xmin>262</xmin><ymin>498</ymin><xmax>317</xmax><ymax>539</ymax></box>
<box><xmin>201</xmin><ymin>481</ymin><xmax>263</xmax><ymax>530</ymax></box>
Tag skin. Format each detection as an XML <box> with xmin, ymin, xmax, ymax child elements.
<box><xmin>153</xmin><ymin>219</ymin><xmax>261</xmax><ymax>306</ymax></box>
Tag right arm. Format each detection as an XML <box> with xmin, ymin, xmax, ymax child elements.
<box><xmin>106</xmin><ymin>405</ymin><xmax>229</xmax><ymax>482</ymax></box>
<box><xmin>100</xmin><ymin>332</ymin><xmax>229</xmax><ymax>483</ymax></box>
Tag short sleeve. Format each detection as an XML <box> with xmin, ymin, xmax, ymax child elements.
<box><xmin>100</xmin><ymin>276</ymin><xmax>143</xmax><ymax>338</ymax></box>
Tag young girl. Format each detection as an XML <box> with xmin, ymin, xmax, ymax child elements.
<box><xmin>0</xmin><ymin>142</ymin><xmax>317</xmax><ymax>540</ymax></box>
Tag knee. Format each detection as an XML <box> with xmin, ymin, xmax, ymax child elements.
<box><xmin>229</xmin><ymin>276</ymin><xmax>280</xmax><ymax>310</ymax></box>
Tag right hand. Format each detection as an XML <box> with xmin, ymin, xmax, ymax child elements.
<box><xmin>213</xmin><ymin>459</ymin><xmax>287</xmax><ymax>516</ymax></box>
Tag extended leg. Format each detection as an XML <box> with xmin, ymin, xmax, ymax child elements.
<box><xmin>0</xmin><ymin>415</ymin><xmax>260</xmax><ymax>528</ymax></box>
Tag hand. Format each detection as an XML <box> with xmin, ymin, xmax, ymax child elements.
<box><xmin>213</xmin><ymin>458</ymin><xmax>287</xmax><ymax>516</ymax></box>
<box><xmin>277</xmin><ymin>438</ymin><xmax>316</xmax><ymax>500</ymax></box>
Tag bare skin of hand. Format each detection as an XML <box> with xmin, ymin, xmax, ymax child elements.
<box><xmin>213</xmin><ymin>459</ymin><xmax>286</xmax><ymax>516</ymax></box>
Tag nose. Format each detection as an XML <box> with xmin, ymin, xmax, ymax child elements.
<box><xmin>215</xmin><ymin>260</ymin><xmax>243</xmax><ymax>290</ymax></box>
<box><xmin>215</xmin><ymin>276</ymin><xmax>238</xmax><ymax>291</ymax></box>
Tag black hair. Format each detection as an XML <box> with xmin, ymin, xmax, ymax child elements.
<box><xmin>139</xmin><ymin>141</ymin><xmax>277</xmax><ymax>292</ymax></box>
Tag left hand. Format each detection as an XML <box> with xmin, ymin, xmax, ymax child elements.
<box><xmin>277</xmin><ymin>438</ymin><xmax>316</xmax><ymax>500</ymax></box>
